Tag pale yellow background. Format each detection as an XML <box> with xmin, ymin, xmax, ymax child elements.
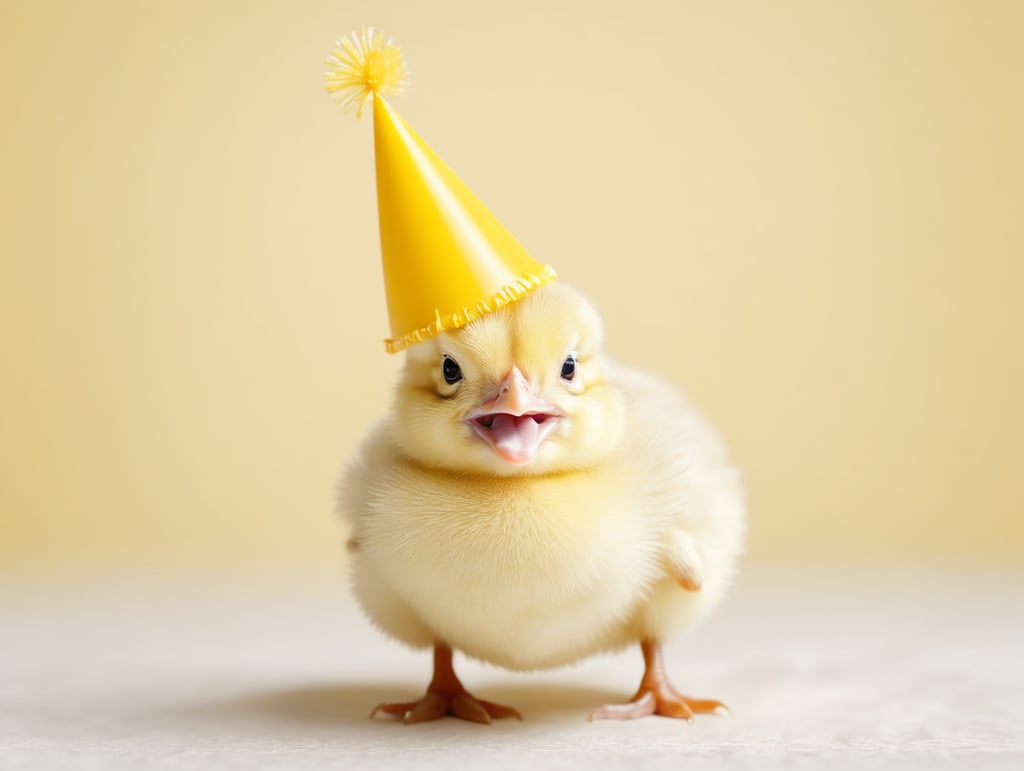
<box><xmin>2</xmin><ymin>0</ymin><xmax>1021</xmax><ymax>575</ymax></box>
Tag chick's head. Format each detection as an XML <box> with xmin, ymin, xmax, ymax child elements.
<box><xmin>392</xmin><ymin>284</ymin><xmax>626</xmax><ymax>476</ymax></box>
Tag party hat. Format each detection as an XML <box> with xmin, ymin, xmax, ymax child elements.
<box><xmin>325</xmin><ymin>28</ymin><xmax>557</xmax><ymax>353</ymax></box>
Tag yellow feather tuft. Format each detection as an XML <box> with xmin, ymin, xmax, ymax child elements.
<box><xmin>324</xmin><ymin>27</ymin><xmax>409</xmax><ymax>119</ymax></box>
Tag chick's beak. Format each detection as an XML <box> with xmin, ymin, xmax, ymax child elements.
<box><xmin>466</xmin><ymin>366</ymin><xmax>562</xmax><ymax>465</ymax></box>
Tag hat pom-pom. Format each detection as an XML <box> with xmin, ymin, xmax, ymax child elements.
<box><xmin>324</xmin><ymin>27</ymin><xmax>409</xmax><ymax>119</ymax></box>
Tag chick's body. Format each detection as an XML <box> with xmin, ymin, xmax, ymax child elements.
<box><xmin>340</xmin><ymin>284</ymin><xmax>745</xmax><ymax>720</ymax></box>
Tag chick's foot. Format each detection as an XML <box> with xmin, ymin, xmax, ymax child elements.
<box><xmin>372</xmin><ymin>691</ymin><xmax>521</xmax><ymax>724</ymax></box>
<box><xmin>371</xmin><ymin>644</ymin><xmax>522</xmax><ymax>725</ymax></box>
<box><xmin>589</xmin><ymin>640</ymin><xmax>728</xmax><ymax>721</ymax></box>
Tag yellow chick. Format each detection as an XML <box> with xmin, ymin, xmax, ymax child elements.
<box><xmin>339</xmin><ymin>283</ymin><xmax>746</xmax><ymax>723</ymax></box>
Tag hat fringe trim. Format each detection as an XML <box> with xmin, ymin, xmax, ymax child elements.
<box><xmin>384</xmin><ymin>265</ymin><xmax>558</xmax><ymax>353</ymax></box>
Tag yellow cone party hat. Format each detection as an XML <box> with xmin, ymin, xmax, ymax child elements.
<box><xmin>325</xmin><ymin>28</ymin><xmax>557</xmax><ymax>353</ymax></box>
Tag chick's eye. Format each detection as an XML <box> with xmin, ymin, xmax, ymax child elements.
<box><xmin>560</xmin><ymin>355</ymin><xmax>577</xmax><ymax>381</ymax></box>
<box><xmin>442</xmin><ymin>356</ymin><xmax>463</xmax><ymax>385</ymax></box>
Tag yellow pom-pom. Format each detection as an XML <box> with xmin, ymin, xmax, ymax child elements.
<box><xmin>325</xmin><ymin>27</ymin><xmax>409</xmax><ymax>119</ymax></box>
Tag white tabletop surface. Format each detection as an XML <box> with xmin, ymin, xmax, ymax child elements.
<box><xmin>3</xmin><ymin>565</ymin><xmax>1022</xmax><ymax>770</ymax></box>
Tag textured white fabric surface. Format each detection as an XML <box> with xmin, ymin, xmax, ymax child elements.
<box><xmin>2</xmin><ymin>567</ymin><xmax>1022</xmax><ymax>770</ymax></box>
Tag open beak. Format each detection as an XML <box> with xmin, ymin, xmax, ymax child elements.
<box><xmin>465</xmin><ymin>366</ymin><xmax>562</xmax><ymax>465</ymax></box>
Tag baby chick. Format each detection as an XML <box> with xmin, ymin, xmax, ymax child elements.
<box><xmin>339</xmin><ymin>283</ymin><xmax>746</xmax><ymax>723</ymax></box>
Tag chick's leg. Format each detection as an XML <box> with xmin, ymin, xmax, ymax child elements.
<box><xmin>589</xmin><ymin>640</ymin><xmax>727</xmax><ymax>721</ymax></box>
<box><xmin>371</xmin><ymin>644</ymin><xmax>522</xmax><ymax>724</ymax></box>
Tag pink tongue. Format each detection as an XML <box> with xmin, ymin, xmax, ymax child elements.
<box><xmin>489</xmin><ymin>414</ymin><xmax>541</xmax><ymax>463</ymax></box>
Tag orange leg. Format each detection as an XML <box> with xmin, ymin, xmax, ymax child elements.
<box><xmin>371</xmin><ymin>644</ymin><xmax>523</xmax><ymax>725</ymax></box>
<box><xmin>589</xmin><ymin>640</ymin><xmax>728</xmax><ymax>721</ymax></box>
